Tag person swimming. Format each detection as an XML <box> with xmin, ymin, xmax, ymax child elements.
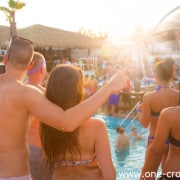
<box><xmin>115</xmin><ymin>126</ymin><xmax>130</xmax><ymax>151</ymax></box>
<box><xmin>129</xmin><ymin>126</ymin><xmax>143</xmax><ymax>140</ymax></box>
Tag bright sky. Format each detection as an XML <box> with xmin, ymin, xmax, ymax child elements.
<box><xmin>0</xmin><ymin>0</ymin><xmax>180</xmax><ymax>39</ymax></box>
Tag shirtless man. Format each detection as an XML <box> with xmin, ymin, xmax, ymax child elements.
<box><xmin>25</xmin><ymin>52</ymin><xmax>49</xmax><ymax>180</ymax></box>
<box><xmin>0</xmin><ymin>36</ymin><xmax>128</xmax><ymax>179</ymax></box>
<box><xmin>115</xmin><ymin>126</ymin><xmax>130</xmax><ymax>151</ymax></box>
<box><xmin>129</xmin><ymin>126</ymin><xmax>143</xmax><ymax>140</ymax></box>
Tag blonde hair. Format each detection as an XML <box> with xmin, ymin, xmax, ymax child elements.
<box><xmin>27</xmin><ymin>52</ymin><xmax>46</xmax><ymax>74</ymax></box>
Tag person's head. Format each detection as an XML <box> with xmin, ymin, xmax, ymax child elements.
<box><xmin>61</xmin><ymin>57</ymin><xmax>67</xmax><ymax>64</ymax></box>
<box><xmin>153</xmin><ymin>56</ymin><xmax>162</xmax><ymax>65</ymax></box>
<box><xmin>153</xmin><ymin>57</ymin><xmax>175</xmax><ymax>82</ymax></box>
<box><xmin>4</xmin><ymin>36</ymin><xmax>34</xmax><ymax>71</ymax></box>
<box><xmin>116</xmin><ymin>126</ymin><xmax>124</xmax><ymax>134</ymax></box>
<box><xmin>40</xmin><ymin>64</ymin><xmax>83</xmax><ymax>170</ymax></box>
<box><xmin>45</xmin><ymin>64</ymin><xmax>83</xmax><ymax>109</ymax></box>
<box><xmin>27</xmin><ymin>52</ymin><xmax>46</xmax><ymax>77</ymax></box>
<box><xmin>131</xmin><ymin>126</ymin><xmax>137</xmax><ymax>133</ymax></box>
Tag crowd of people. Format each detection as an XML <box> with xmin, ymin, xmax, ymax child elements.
<box><xmin>115</xmin><ymin>57</ymin><xmax>180</xmax><ymax>179</ymax></box>
<box><xmin>83</xmin><ymin>74</ymin><xmax>98</xmax><ymax>99</ymax></box>
<box><xmin>0</xmin><ymin>36</ymin><xmax>128</xmax><ymax>180</ymax></box>
<box><xmin>0</xmin><ymin>36</ymin><xmax>179</xmax><ymax>180</ymax></box>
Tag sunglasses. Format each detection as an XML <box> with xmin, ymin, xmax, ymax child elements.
<box><xmin>7</xmin><ymin>36</ymin><xmax>33</xmax><ymax>61</ymax></box>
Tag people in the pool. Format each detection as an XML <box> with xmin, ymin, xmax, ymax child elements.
<box><xmin>129</xmin><ymin>126</ymin><xmax>144</xmax><ymax>140</ymax></box>
<box><xmin>115</xmin><ymin>126</ymin><xmax>130</xmax><ymax>151</ymax></box>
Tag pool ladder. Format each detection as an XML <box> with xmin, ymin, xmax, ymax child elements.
<box><xmin>120</xmin><ymin>101</ymin><xmax>140</xmax><ymax>126</ymax></box>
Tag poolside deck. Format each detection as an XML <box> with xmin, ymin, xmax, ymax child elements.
<box><xmin>97</xmin><ymin>103</ymin><xmax>137</xmax><ymax>119</ymax></box>
<box><xmin>96</xmin><ymin>85</ymin><xmax>156</xmax><ymax>119</ymax></box>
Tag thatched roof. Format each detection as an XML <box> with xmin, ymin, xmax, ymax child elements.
<box><xmin>0</xmin><ymin>24</ymin><xmax>107</xmax><ymax>49</ymax></box>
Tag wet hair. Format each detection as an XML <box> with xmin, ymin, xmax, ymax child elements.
<box><xmin>153</xmin><ymin>57</ymin><xmax>175</xmax><ymax>81</ymax></box>
<box><xmin>8</xmin><ymin>38</ymin><xmax>34</xmax><ymax>70</ymax></box>
<box><xmin>116</xmin><ymin>126</ymin><xmax>124</xmax><ymax>134</ymax></box>
<box><xmin>40</xmin><ymin>64</ymin><xmax>83</xmax><ymax>170</ymax></box>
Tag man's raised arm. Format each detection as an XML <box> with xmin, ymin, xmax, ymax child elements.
<box><xmin>26</xmin><ymin>70</ymin><xmax>128</xmax><ymax>132</ymax></box>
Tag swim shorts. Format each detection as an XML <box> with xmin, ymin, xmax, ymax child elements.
<box><xmin>109</xmin><ymin>94</ymin><xmax>120</xmax><ymax>105</ymax></box>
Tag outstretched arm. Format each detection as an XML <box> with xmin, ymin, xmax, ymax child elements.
<box><xmin>25</xmin><ymin>70</ymin><xmax>128</xmax><ymax>132</ymax></box>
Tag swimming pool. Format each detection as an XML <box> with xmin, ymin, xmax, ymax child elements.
<box><xmin>94</xmin><ymin>114</ymin><xmax>149</xmax><ymax>180</ymax></box>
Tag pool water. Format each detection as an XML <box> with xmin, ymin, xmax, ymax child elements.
<box><xmin>94</xmin><ymin>114</ymin><xmax>149</xmax><ymax>180</ymax></box>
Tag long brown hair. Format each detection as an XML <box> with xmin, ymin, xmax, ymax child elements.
<box><xmin>40</xmin><ymin>64</ymin><xmax>83</xmax><ymax>170</ymax></box>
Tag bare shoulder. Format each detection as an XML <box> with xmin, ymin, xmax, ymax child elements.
<box><xmin>84</xmin><ymin>117</ymin><xmax>105</xmax><ymax>126</ymax></box>
<box><xmin>143</xmin><ymin>91</ymin><xmax>155</xmax><ymax>101</ymax></box>
<box><xmin>158</xmin><ymin>106</ymin><xmax>180</xmax><ymax>129</ymax></box>
<box><xmin>0</xmin><ymin>80</ymin><xmax>39</xmax><ymax>100</ymax></box>
<box><xmin>12</xmin><ymin>83</ymin><xmax>43</xmax><ymax>101</ymax></box>
<box><xmin>22</xmin><ymin>84</ymin><xmax>44</xmax><ymax>100</ymax></box>
<box><xmin>78</xmin><ymin>118</ymin><xmax>107</xmax><ymax>141</ymax></box>
<box><xmin>24</xmin><ymin>83</ymin><xmax>43</xmax><ymax>93</ymax></box>
<box><xmin>2</xmin><ymin>80</ymin><xmax>42</xmax><ymax>94</ymax></box>
<box><xmin>161</xmin><ymin>106</ymin><xmax>180</xmax><ymax>118</ymax></box>
<box><xmin>81</xmin><ymin>118</ymin><xmax>106</xmax><ymax>130</ymax></box>
<box><xmin>0</xmin><ymin>81</ymin><xmax>44</xmax><ymax>117</ymax></box>
<box><xmin>144</xmin><ymin>90</ymin><xmax>156</xmax><ymax>96</ymax></box>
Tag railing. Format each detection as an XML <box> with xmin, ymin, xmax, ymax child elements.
<box><xmin>119</xmin><ymin>101</ymin><xmax>140</xmax><ymax>126</ymax></box>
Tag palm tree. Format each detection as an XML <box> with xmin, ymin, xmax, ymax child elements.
<box><xmin>0</xmin><ymin>0</ymin><xmax>26</xmax><ymax>37</ymax></box>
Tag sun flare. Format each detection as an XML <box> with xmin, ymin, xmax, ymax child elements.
<box><xmin>0</xmin><ymin>0</ymin><xmax>179</xmax><ymax>41</ymax></box>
